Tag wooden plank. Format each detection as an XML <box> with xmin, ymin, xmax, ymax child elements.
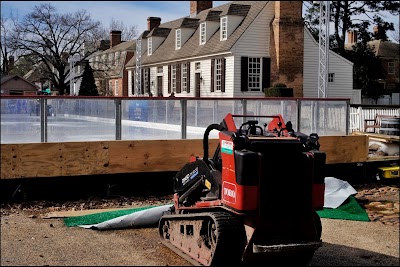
<box><xmin>1</xmin><ymin>143</ymin><xmax>63</xmax><ymax>179</ymax></box>
<box><xmin>0</xmin><ymin>136</ymin><xmax>368</xmax><ymax>179</ymax></box>
<box><xmin>367</xmin><ymin>156</ymin><xmax>399</xmax><ymax>162</ymax></box>
<box><xmin>107</xmin><ymin>139</ymin><xmax>219</xmax><ymax>173</ymax></box>
<box><xmin>352</xmin><ymin>131</ymin><xmax>399</xmax><ymax>143</ymax></box>
<box><xmin>61</xmin><ymin>141</ymin><xmax>110</xmax><ymax>176</ymax></box>
<box><xmin>319</xmin><ymin>135</ymin><xmax>368</xmax><ymax>164</ymax></box>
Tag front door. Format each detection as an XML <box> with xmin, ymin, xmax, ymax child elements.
<box><xmin>195</xmin><ymin>73</ymin><xmax>200</xmax><ymax>98</ymax></box>
<box><xmin>157</xmin><ymin>76</ymin><xmax>163</xmax><ymax>97</ymax></box>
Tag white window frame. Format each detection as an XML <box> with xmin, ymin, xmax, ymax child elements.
<box><xmin>248</xmin><ymin>58</ymin><xmax>262</xmax><ymax>92</ymax></box>
<box><xmin>172</xmin><ymin>65</ymin><xmax>177</xmax><ymax>92</ymax></box>
<box><xmin>115</xmin><ymin>52</ymin><xmax>120</xmax><ymax>65</ymax></box>
<box><xmin>200</xmin><ymin>22</ymin><xmax>206</xmax><ymax>45</ymax></box>
<box><xmin>114</xmin><ymin>80</ymin><xmax>118</xmax><ymax>96</ymax></box>
<box><xmin>148</xmin><ymin>37</ymin><xmax>153</xmax><ymax>55</ymax></box>
<box><xmin>215</xmin><ymin>58</ymin><xmax>222</xmax><ymax>91</ymax></box>
<box><xmin>328</xmin><ymin>73</ymin><xmax>335</xmax><ymax>83</ymax></box>
<box><xmin>182</xmin><ymin>63</ymin><xmax>188</xmax><ymax>92</ymax></box>
<box><xmin>176</xmin><ymin>29</ymin><xmax>181</xmax><ymax>50</ymax></box>
<box><xmin>388</xmin><ymin>62</ymin><xmax>395</xmax><ymax>74</ymax></box>
<box><xmin>247</xmin><ymin>57</ymin><xmax>262</xmax><ymax>92</ymax></box>
<box><xmin>195</xmin><ymin>62</ymin><xmax>201</xmax><ymax>70</ymax></box>
<box><xmin>108</xmin><ymin>53</ymin><xmax>114</xmax><ymax>65</ymax></box>
<box><xmin>220</xmin><ymin>17</ymin><xmax>228</xmax><ymax>40</ymax></box>
<box><xmin>157</xmin><ymin>66</ymin><xmax>163</xmax><ymax>74</ymax></box>
<box><xmin>95</xmin><ymin>56</ymin><xmax>100</xmax><ymax>68</ymax></box>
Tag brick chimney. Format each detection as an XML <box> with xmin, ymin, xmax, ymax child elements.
<box><xmin>373</xmin><ymin>25</ymin><xmax>387</xmax><ymax>40</ymax></box>
<box><xmin>190</xmin><ymin>1</ymin><xmax>212</xmax><ymax>17</ymax></box>
<box><xmin>147</xmin><ymin>17</ymin><xmax>161</xmax><ymax>31</ymax></box>
<box><xmin>347</xmin><ymin>30</ymin><xmax>357</xmax><ymax>44</ymax></box>
<box><xmin>110</xmin><ymin>30</ymin><xmax>122</xmax><ymax>48</ymax></box>
<box><xmin>270</xmin><ymin>1</ymin><xmax>304</xmax><ymax>97</ymax></box>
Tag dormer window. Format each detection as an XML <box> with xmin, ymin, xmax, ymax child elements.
<box><xmin>148</xmin><ymin>37</ymin><xmax>153</xmax><ymax>55</ymax></box>
<box><xmin>114</xmin><ymin>52</ymin><xmax>120</xmax><ymax>66</ymax></box>
<box><xmin>220</xmin><ymin>17</ymin><xmax>227</xmax><ymax>40</ymax></box>
<box><xmin>200</xmin><ymin>23</ymin><xmax>206</xmax><ymax>45</ymax></box>
<box><xmin>176</xmin><ymin>29</ymin><xmax>181</xmax><ymax>49</ymax></box>
<box><xmin>108</xmin><ymin>53</ymin><xmax>114</xmax><ymax>65</ymax></box>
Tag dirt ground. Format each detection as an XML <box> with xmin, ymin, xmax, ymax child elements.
<box><xmin>1</xmin><ymin>183</ymin><xmax>399</xmax><ymax>266</ymax></box>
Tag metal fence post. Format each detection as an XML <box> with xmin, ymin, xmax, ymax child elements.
<box><xmin>115</xmin><ymin>98</ymin><xmax>122</xmax><ymax>140</ymax></box>
<box><xmin>297</xmin><ymin>99</ymin><xmax>301</xmax><ymax>133</ymax></box>
<box><xmin>346</xmin><ymin>99</ymin><xmax>350</xmax><ymax>135</ymax></box>
<box><xmin>242</xmin><ymin>99</ymin><xmax>247</xmax><ymax>124</ymax></box>
<box><xmin>40</xmin><ymin>98</ymin><xmax>48</xmax><ymax>142</ymax></box>
<box><xmin>181</xmin><ymin>99</ymin><xmax>187</xmax><ymax>139</ymax></box>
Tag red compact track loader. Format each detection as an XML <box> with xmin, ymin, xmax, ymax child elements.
<box><xmin>159</xmin><ymin>113</ymin><xmax>326</xmax><ymax>266</ymax></box>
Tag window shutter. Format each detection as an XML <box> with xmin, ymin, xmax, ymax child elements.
<box><xmin>241</xmin><ymin>57</ymin><xmax>248</xmax><ymax>91</ymax></box>
<box><xmin>221</xmin><ymin>58</ymin><xmax>226</xmax><ymax>92</ymax></box>
<box><xmin>262</xmin><ymin>57</ymin><xmax>270</xmax><ymax>91</ymax></box>
<box><xmin>176</xmin><ymin>64</ymin><xmax>181</xmax><ymax>93</ymax></box>
<box><xmin>168</xmin><ymin>65</ymin><xmax>171</xmax><ymax>94</ymax></box>
<box><xmin>211</xmin><ymin>59</ymin><xmax>215</xmax><ymax>92</ymax></box>
<box><xmin>187</xmin><ymin>62</ymin><xmax>191</xmax><ymax>93</ymax></box>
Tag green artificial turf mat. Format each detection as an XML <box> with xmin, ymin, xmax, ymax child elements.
<box><xmin>65</xmin><ymin>195</ymin><xmax>369</xmax><ymax>228</ymax></box>
<box><xmin>64</xmin><ymin>205</ymin><xmax>156</xmax><ymax>227</ymax></box>
<box><xmin>316</xmin><ymin>196</ymin><xmax>370</xmax><ymax>222</ymax></box>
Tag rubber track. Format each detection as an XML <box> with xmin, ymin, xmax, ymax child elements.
<box><xmin>159</xmin><ymin>211</ymin><xmax>246</xmax><ymax>266</ymax></box>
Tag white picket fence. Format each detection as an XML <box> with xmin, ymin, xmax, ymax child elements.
<box><xmin>349</xmin><ymin>106</ymin><xmax>400</xmax><ymax>132</ymax></box>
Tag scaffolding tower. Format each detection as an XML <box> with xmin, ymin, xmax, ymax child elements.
<box><xmin>135</xmin><ymin>37</ymin><xmax>142</xmax><ymax>96</ymax></box>
<box><xmin>317</xmin><ymin>1</ymin><xmax>330</xmax><ymax>98</ymax></box>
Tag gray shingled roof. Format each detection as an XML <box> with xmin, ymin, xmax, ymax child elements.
<box><xmin>86</xmin><ymin>39</ymin><xmax>136</xmax><ymax>78</ymax></box>
<box><xmin>126</xmin><ymin>1</ymin><xmax>268</xmax><ymax>68</ymax></box>
<box><xmin>345</xmin><ymin>39</ymin><xmax>400</xmax><ymax>59</ymax></box>
<box><xmin>1</xmin><ymin>74</ymin><xmax>38</xmax><ymax>88</ymax></box>
<box><xmin>180</xmin><ymin>17</ymin><xmax>200</xmax><ymax>28</ymax></box>
<box><xmin>204</xmin><ymin>10</ymin><xmax>223</xmax><ymax>22</ymax></box>
<box><xmin>368</xmin><ymin>40</ymin><xmax>399</xmax><ymax>58</ymax></box>
<box><xmin>148</xmin><ymin>28</ymin><xmax>171</xmax><ymax>37</ymax></box>
<box><xmin>223</xmin><ymin>3</ymin><xmax>251</xmax><ymax>16</ymax></box>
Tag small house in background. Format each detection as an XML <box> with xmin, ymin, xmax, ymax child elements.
<box><xmin>0</xmin><ymin>74</ymin><xmax>39</xmax><ymax>95</ymax></box>
<box><xmin>346</xmin><ymin>27</ymin><xmax>400</xmax><ymax>105</ymax></box>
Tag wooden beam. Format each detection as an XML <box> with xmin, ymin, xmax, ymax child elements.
<box><xmin>1</xmin><ymin>136</ymin><xmax>368</xmax><ymax>179</ymax></box>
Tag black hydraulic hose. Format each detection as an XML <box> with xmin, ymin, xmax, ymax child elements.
<box><xmin>203</xmin><ymin>123</ymin><xmax>224</xmax><ymax>163</ymax></box>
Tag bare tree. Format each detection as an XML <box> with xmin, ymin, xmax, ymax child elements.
<box><xmin>390</xmin><ymin>22</ymin><xmax>399</xmax><ymax>43</ymax></box>
<box><xmin>98</xmin><ymin>18</ymin><xmax>138</xmax><ymax>41</ymax></box>
<box><xmin>0</xmin><ymin>11</ymin><xmax>21</xmax><ymax>75</ymax></box>
<box><xmin>9</xmin><ymin>3</ymin><xmax>102</xmax><ymax>95</ymax></box>
<box><xmin>303</xmin><ymin>1</ymin><xmax>400</xmax><ymax>54</ymax></box>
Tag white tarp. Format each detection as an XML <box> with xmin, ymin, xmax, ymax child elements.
<box><xmin>78</xmin><ymin>177</ymin><xmax>357</xmax><ymax>230</ymax></box>
<box><xmin>79</xmin><ymin>204</ymin><xmax>172</xmax><ymax>230</ymax></box>
<box><xmin>323</xmin><ymin>177</ymin><xmax>357</xmax><ymax>209</ymax></box>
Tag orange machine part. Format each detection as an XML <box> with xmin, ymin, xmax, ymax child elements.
<box><xmin>219</xmin><ymin>131</ymin><xmax>258</xmax><ymax>212</ymax></box>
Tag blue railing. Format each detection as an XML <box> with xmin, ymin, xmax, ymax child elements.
<box><xmin>0</xmin><ymin>96</ymin><xmax>351</xmax><ymax>144</ymax></box>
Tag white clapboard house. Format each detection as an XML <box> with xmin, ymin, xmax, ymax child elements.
<box><xmin>125</xmin><ymin>1</ymin><xmax>353</xmax><ymax>99</ymax></box>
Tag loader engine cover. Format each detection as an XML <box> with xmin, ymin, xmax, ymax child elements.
<box><xmin>173</xmin><ymin>160</ymin><xmax>211</xmax><ymax>193</ymax></box>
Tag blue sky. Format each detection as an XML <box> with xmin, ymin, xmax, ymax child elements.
<box><xmin>1</xmin><ymin>1</ymin><xmax>230</xmax><ymax>34</ymax></box>
<box><xmin>1</xmin><ymin>1</ymin><xmax>398</xmax><ymax>42</ymax></box>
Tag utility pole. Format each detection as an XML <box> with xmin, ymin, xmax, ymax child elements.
<box><xmin>134</xmin><ymin>37</ymin><xmax>142</xmax><ymax>96</ymax></box>
<box><xmin>317</xmin><ymin>1</ymin><xmax>330</xmax><ymax>98</ymax></box>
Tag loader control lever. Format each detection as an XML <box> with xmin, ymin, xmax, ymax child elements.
<box><xmin>239</xmin><ymin>120</ymin><xmax>263</xmax><ymax>136</ymax></box>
